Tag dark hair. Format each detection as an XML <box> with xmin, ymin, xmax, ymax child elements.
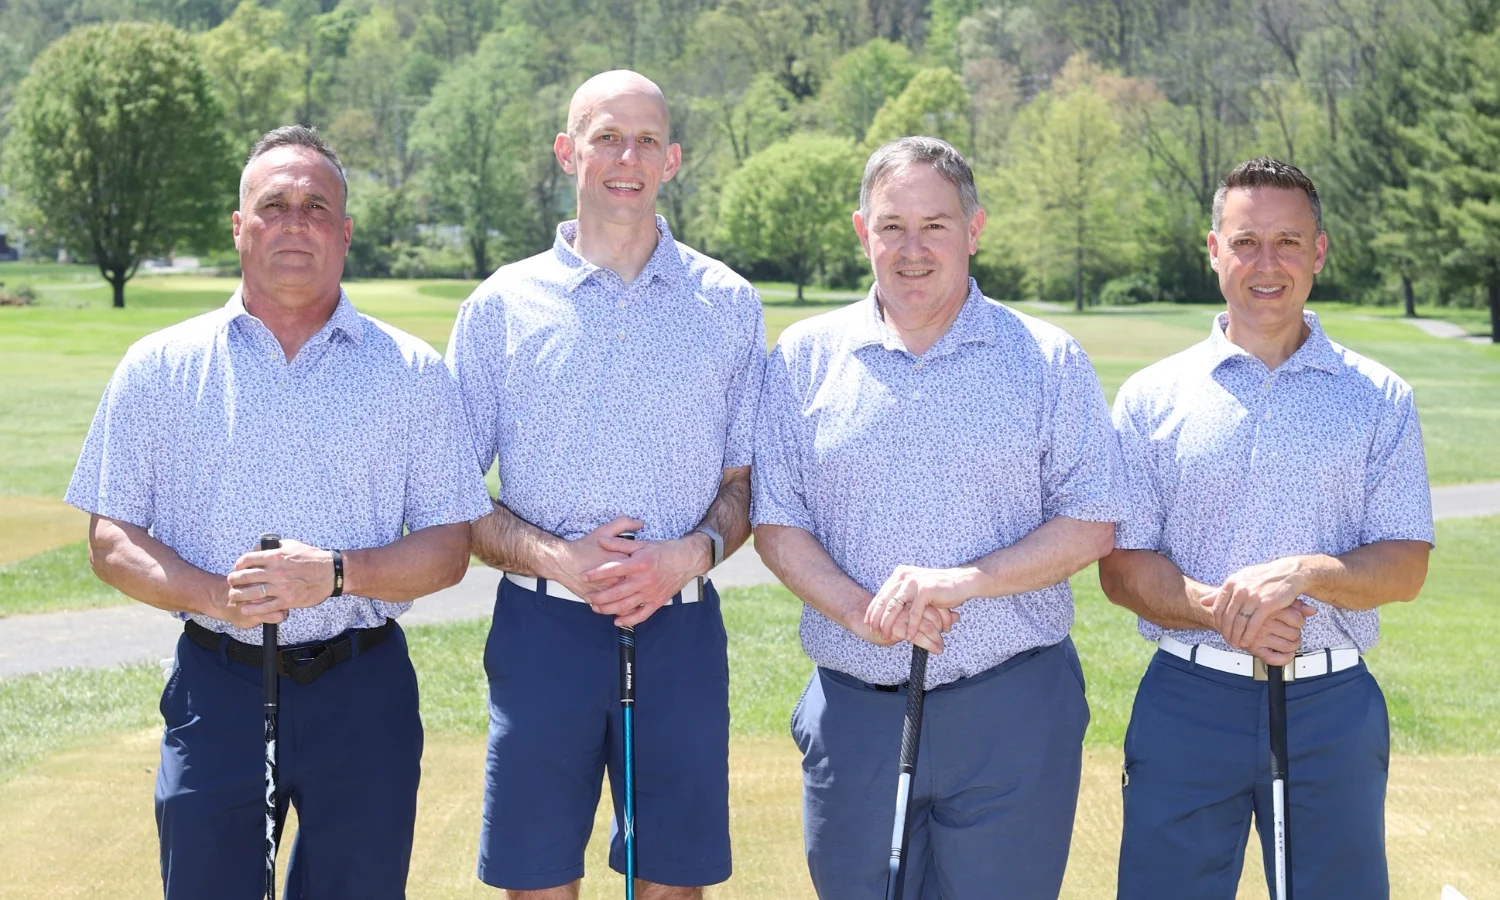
<box><xmin>860</xmin><ymin>136</ymin><xmax>981</xmax><ymax>221</ymax></box>
<box><xmin>240</xmin><ymin>125</ymin><xmax>348</xmax><ymax>209</ymax></box>
<box><xmin>1212</xmin><ymin>156</ymin><xmax>1321</xmax><ymax>233</ymax></box>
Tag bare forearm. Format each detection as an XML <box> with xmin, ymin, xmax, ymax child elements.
<box><xmin>696</xmin><ymin>466</ymin><xmax>752</xmax><ymax>566</ymax></box>
<box><xmin>753</xmin><ymin>524</ymin><xmax>870</xmax><ymax>633</ymax></box>
<box><xmin>1098</xmin><ymin>548</ymin><xmax>1217</xmax><ymax>631</ymax></box>
<box><xmin>87</xmin><ymin>515</ymin><xmax>224</xmax><ymax>616</ymax></box>
<box><xmin>343</xmin><ymin>522</ymin><xmax>471</xmax><ymax>603</ymax></box>
<box><xmin>1295</xmin><ymin>540</ymin><xmax>1429</xmax><ymax>610</ymax></box>
<box><xmin>469</xmin><ymin>500</ymin><xmax>571</xmax><ymax>579</ymax></box>
<box><xmin>963</xmin><ymin>516</ymin><xmax>1116</xmax><ymax>599</ymax></box>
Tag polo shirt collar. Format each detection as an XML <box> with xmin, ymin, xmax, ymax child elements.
<box><xmin>851</xmin><ymin>278</ymin><xmax>996</xmax><ymax>356</ymax></box>
<box><xmin>224</xmin><ymin>287</ymin><xmax>364</xmax><ymax>346</ymax></box>
<box><xmin>553</xmin><ymin>215</ymin><xmax>686</xmax><ymax>292</ymax></box>
<box><xmin>1207</xmin><ymin>309</ymin><xmax>1340</xmax><ymax>374</ymax></box>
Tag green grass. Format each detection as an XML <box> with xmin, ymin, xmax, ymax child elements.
<box><xmin>0</xmin><ymin>541</ymin><xmax>124</xmax><ymax>617</ymax></box>
<box><xmin>2</xmin><ymin>515</ymin><xmax>1495</xmax><ymax>783</ymax></box>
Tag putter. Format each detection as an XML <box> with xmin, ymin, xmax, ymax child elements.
<box><xmin>1267</xmin><ymin>663</ymin><xmax>1293</xmax><ymax>900</ymax></box>
<box><xmin>259</xmin><ymin>533</ymin><xmax>281</xmax><ymax>900</ymax></box>
<box><xmin>884</xmin><ymin>646</ymin><xmax>930</xmax><ymax>900</ymax></box>
<box><xmin>617</xmin><ymin>530</ymin><xmax>639</xmax><ymax>900</ymax></box>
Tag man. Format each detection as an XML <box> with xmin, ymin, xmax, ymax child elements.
<box><xmin>65</xmin><ymin>126</ymin><xmax>492</xmax><ymax>899</ymax></box>
<box><xmin>1100</xmin><ymin>157</ymin><xmax>1433</xmax><ymax>900</ymax></box>
<box><xmin>752</xmin><ymin>136</ymin><xmax>1123</xmax><ymax>899</ymax></box>
<box><xmin>445</xmin><ymin>71</ymin><xmax>764</xmax><ymax>899</ymax></box>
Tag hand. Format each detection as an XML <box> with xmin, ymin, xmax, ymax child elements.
<box><xmin>1246</xmin><ymin>603</ymin><xmax>1317</xmax><ymax>666</ymax></box>
<box><xmin>850</xmin><ymin>598</ymin><xmax>958</xmax><ymax>654</ymax></box>
<box><xmin>582</xmin><ymin>528</ymin><xmax>712</xmax><ymax>628</ymax></box>
<box><xmin>545</xmin><ymin>516</ymin><xmax>642</xmax><ymax>600</ymax></box>
<box><xmin>204</xmin><ymin>578</ymin><xmax>287</xmax><ymax>630</ymax></box>
<box><xmin>1201</xmin><ymin>556</ymin><xmax>1318</xmax><ymax>651</ymax></box>
<box><xmin>224</xmin><ymin>537</ymin><xmax>336</xmax><ymax>620</ymax></box>
<box><xmin>866</xmin><ymin>565</ymin><xmax>978</xmax><ymax>643</ymax></box>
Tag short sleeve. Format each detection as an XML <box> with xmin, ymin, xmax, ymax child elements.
<box><xmin>1039</xmin><ymin>340</ymin><xmax>1125</xmax><ymax>524</ymax></box>
<box><xmin>444</xmin><ymin>296</ymin><xmax>504</xmax><ymax>475</ymax></box>
<box><xmin>750</xmin><ymin>343</ymin><xmax>816</xmax><ymax>532</ymax></box>
<box><xmin>402</xmin><ymin>357</ymin><xmax>496</xmax><ymax>532</ymax></box>
<box><xmin>1362</xmin><ymin>385</ymin><xmax>1434</xmax><ymax>546</ymax></box>
<box><xmin>64</xmin><ymin>347</ymin><xmax>159</xmax><ymax>529</ymax></box>
<box><xmin>1111</xmin><ymin>385</ymin><xmax>1165</xmax><ymax>551</ymax></box>
<box><xmin>721</xmin><ymin>285</ymin><xmax>767</xmax><ymax>469</ymax></box>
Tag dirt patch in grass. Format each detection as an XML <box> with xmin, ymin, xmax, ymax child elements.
<box><xmin>0</xmin><ymin>497</ymin><xmax>88</xmax><ymax>566</ymax></box>
<box><xmin>0</xmin><ymin>733</ymin><xmax>1493</xmax><ymax>899</ymax></box>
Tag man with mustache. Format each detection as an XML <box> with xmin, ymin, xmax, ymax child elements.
<box><xmin>67</xmin><ymin>125</ymin><xmax>491</xmax><ymax>898</ymax></box>
<box><xmin>753</xmin><ymin>136</ymin><xmax>1123</xmax><ymax>898</ymax></box>
<box><xmin>446</xmin><ymin>70</ymin><xmax>764</xmax><ymax>898</ymax></box>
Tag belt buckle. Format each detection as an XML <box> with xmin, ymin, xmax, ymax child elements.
<box><xmin>283</xmin><ymin>643</ymin><xmax>326</xmax><ymax>665</ymax></box>
<box><xmin>1252</xmin><ymin>658</ymin><xmax>1295</xmax><ymax>682</ymax></box>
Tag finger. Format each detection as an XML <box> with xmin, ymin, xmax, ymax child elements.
<box><xmin>876</xmin><ymin>583</ymin><xmax>908</xmax><ymax>639</ymax></box>
<box><xmin>598</xmin><ymin>536</ymin><xmax>647</xmax><ymax>554</ymax></box>
<box><xmin>599</xmin><ymin>516</ymin><xmax>646</xmax><ymax>539</ymax></box>
<box><xmin>1299</xmin><ymin>599</ymin><xmax>1318</xmax><ymax>616</ymax></box>
<box><xmin>614</xmin><ymin>601</ymin><xmax>662</xmax><ymax>629</ymax></box>
<box><xmin>226</xmin><ymin>568</ymin><xmax>271</xmax><ymax>588</ymax></box>
<box><xmin>233</xmin><ymin>550</ymin><xmax>279</xmax><ymax>571</ymax></box>
<box><xmin>910</xmin><ymin>621</ymin><xmax>943</xmax><ymax>655</ymax></box>
<box><xmin>1253</xmin><ymin>647</ymin><xmax>1296</xmax><ymax>667</ymax></box>
<box><xmin>1260</xmin><ymin>618</ymin><xmax>1302</xmax><ymax>645</ymax></box>
<box><xmin>902</xmin><ymin>587</ymin><xmax>934</xmax><ymax>645</ymax></box>
<box><xmin>581</xmin><ymin>560</ymin><xmax>642</xmax><ymax>583</ymax></box>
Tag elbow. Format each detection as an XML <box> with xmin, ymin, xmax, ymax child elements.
<box><xmin>437</xmin><ymin>524</ymin><xmax>473</xmax><ymax>591</ymax></box>
<box><xmin>1080</xmin><ymin>521</ymin><xmax>1117</xmax><ymax>567</ymax></box>
<box><xmin>1096</xmin><ymin>550</ymin><xmax>1131</xmax><ymax>609</ymax></box>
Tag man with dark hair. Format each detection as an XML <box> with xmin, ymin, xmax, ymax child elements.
<box><xmin>67</xmin><ymin>126</ymin><xmax>492</xmax><ymax>898</ymax></box>
<box><xmin>753</xmin><ymin>136</ymin><xmax>1123</xmax><ymax>898</ymax></box>
<box><xmin>446</xmin><ymin>70</ymin><xmax>763</xmax><ymax>899</ymax></box>
<box><xmin>1101</xmin><ymin>156</ymin><xmax>1433</xmax><ymax>899</ymax></box>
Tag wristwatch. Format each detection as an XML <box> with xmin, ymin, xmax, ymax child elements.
<box><xmin>694</xmin><ymin>526</ymin><xmax>724</xmax><ymax>569</ymax></box>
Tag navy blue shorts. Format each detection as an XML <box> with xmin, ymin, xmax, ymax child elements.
<box><xmin>156</xmin><ymin>622</ymin><xmax>423</xmax><ymax>900</ymax></box>
<box><xmin>792</xmin><ymin>638</ymin><xmax>1090</xmax><ymax>900</ymax></box>
<box><xmin>477</xmin><ymin>577</ymin><xmax>731</xmax><ymax>890</ymax></box>
<box><xmin>1118</xmin><ymin>650</ymin><xmax>1390</xmax><ymax>900</ymax></box>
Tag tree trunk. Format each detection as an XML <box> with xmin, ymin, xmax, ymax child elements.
<box><xmin>109</xmin><ymin>271</ymin><xmax>126</xmax><ymax>308</ymax></box>
<box><xmin>1402</xmin><ymin>272</ymin><xmax>1415</xmax><ymax>318</ymax></box>
<box><xmin>472</xmin><ymin>237</ymin><xmax>488</xmax><ymax>280</ymax></box>
<box><xmin>1490</xmin><ymin>277</ymin><xmax>1499</xmax><ymax>344</ymax></box>
<box><xmin>795</xmin><ymin>270</ymin><xmax>805</xmax><ymax>304</ymax></box>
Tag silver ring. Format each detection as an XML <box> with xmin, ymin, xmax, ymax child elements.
<box><xmin>1238</xmin><ymin>609</ymin><xmax>1253</xmax><ymax>619</ymax></box>
<box><xmin>260</xmin><ymin>583</ymin><xmax>268</xmax><ymax>600</ymax></box>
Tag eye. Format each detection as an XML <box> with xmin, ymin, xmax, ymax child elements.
<box><xmin>641</xmin><ymin>136</ymin><xmax>656</xmax><ymax>144</ymax></box>
<box><xmin>926</xmin><ymin>222</ymin><xmax>945</xmax><ymax>229</ymax></box>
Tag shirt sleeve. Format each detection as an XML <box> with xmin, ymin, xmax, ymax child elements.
<box><xmin>444</xmin><ymin>295</ymin><xmax>503</xmax><ymax>476</ymax></box>
<box><xmin>63</xmin><ymin>346</ymin><xmax>159</xmax><ymax>529</ymax></box>
<box><xmin>1362</xmin><ymin>384</ymin><xmax>1434</xmax><ymax>546</ymax></box>
<box><xmin>750</xmin><ymin>342</ymin><xmax>816</xmax><ymax>532</ymax></box>
<box><xmin>1038</xmin><ymin>339</ymin><xmax>1125</xmax><ymax>524</ymax></box>
<box><xmin>1111</xmin><ymin>385</ymin><xmax>1165</xmax><ymax>551</ymax></box>
<box><xmin>721</xmin><ymin>284</ymin><xmax>767</xmax><ymax>469</ymax></box>
<box><xmin>402</xmin><ymin>355</ymin><xmax>497</xmax><ymax>532</ymax></box>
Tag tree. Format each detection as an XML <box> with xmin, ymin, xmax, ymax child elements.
<box><xmin>715</xmin><ymin>135</ymin><xmax>862</xmax><ymax>301</ymax></box>
<box><xmin>866</xmin><ymin>67</ymin><xmax>972</xmax><ymax>154</ymax></box>
<box><xmin>2</xmin><ymin>22</ymin><xmax>232</xmax><ymax>307</ymax></box>
<box><xmin>197</xmin><ymin>1</ymin><xmax>296</xmax><ymax>152</ymax></box>
<box><xmin>822</xmin><ymin>39</ymin><xmax>916</xmax><ymax>143</ymax></box>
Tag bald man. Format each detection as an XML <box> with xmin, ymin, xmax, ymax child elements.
<box><xmin>446</xmin><ymin>71</ymin><xmax>765</xmax><ymax>898</ymax></box>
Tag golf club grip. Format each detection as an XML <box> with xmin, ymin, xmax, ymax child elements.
<box><xmin>899</xmin><ymin>648</ymin><xmax>929</xmax><ymax>772</ymax></box>
<box><xmin>1267</xmin><ymin>664</ymin><xmax>1292</xmax><ymax>900</ymax></box>
<box><xmin>259</xmin><ymin>533</ymin><xmax>281</xmax><ymax>900</ymax></box>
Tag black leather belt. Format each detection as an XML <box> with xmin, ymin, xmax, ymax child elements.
<box><xmin>185</xmin><ymin>619</ymin><xmax>395</xmax><ymax>686</ymax></box>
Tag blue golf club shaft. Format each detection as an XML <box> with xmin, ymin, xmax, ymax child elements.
<box><xmin>618</xmin><ymin>530</ymin><xmax>638</xmax><ymax>900</ymax></box>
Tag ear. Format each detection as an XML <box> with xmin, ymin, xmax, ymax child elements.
<box><xmin>1206</xmin><ymin>229</ymin><xmax>1221</xmax><ymax>271</ymax></box>
<box><xmin>554</xmin><ymin>133</ymin><xmax>576</xmax><ymax>175</ymax></box>
<box><xmin>232</xmin><ymin>210</ymin><xmax>244</xmax><ymax>251</ymax></box>
<box><xmin>342</xmin><ymin>213</ymin><xmax>353</xmax><ymax>255</ymax></box>
<box><xmin>1312</xmin><ymin>230</ymin><xmax>1328</xmax><ymax>275</ymax></box>
<box><xmin>661</xmin><ymin>142</ymin><xmax>683</xmax><ymax>183</ymax></box>
<box><xmin>852</xmin><ymin>209</ymin><xmax>872</xmax><ymax>259</ymax></box>
<box><xmin>967</xmin><ymin>207</ymin><xmax>987</xmax><ymax>256</ymax></box>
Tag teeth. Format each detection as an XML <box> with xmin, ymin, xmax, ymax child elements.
<box><xmin>898</xmin><ymin>270</ymin><xmax>932</xmax><ymax>276</ymax></box>
<box><xmin>605</xmin><ymin>181</ymin><xmax>643</xmax><ymax>190</ymax></box>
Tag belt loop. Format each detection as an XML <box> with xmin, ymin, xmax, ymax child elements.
<box><xmin>351</xmin><ymin>629</ymin><xmax>362</xmax><ymax>659</ymax></box>
<box><xmin>1189</xmin><ymin>644</ymin><xmax>1198</xmax><ymax>664</ymax></box>
<box><xmin>537</xmin><ymin>577</ymin><xmax>547</xmax><ymax>597</ymax></box>
<box><xmin>216</xmin><ymin>632</ymin><xmax>229</xmax><ymax>667</ymax></box>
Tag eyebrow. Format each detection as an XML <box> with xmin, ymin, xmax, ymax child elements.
<box><xmin>257</xmin><ymin>189</ymin><xmax>334</xmax><ymax>206</ymax></box>
<box><xmin>1230</xmin><ymin>229</ymin><xmax>1306</xmax><ymax>239</ymax></box>
<box><xmin>876</xmin><ymin>212</ymin><xmax>957</xmax><ymax>222</ymax></box>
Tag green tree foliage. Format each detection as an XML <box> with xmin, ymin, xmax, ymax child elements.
<box><xmin>866</xmin><ymin>67</ymin><xmax>972</xmax><ymax>154</ymax></box>
<box><xmin>822</xmin><ymin>39</ymin><xmax>916</xmax><ymax>143</ymax></box>
<box><xmin>197</xmin><ymin>1</ymin><xmax>296</xmax><ymax>153</ymax></box>
<box><xmin>715</xmin><ymin>135</ymin><xmax>862</xmax><ymax>301</ymax></box>
<box><xmin>2</xmin><ymin>22</ymin><xmax>232</xmax><ymax>307</ymax></box>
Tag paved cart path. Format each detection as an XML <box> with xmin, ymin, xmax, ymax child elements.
<box><xmin>3</xmin><ymin>481</ymin><xmax>1499</xmax><ymax>680</ymax></box>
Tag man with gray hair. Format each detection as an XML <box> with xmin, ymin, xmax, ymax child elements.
<box><xmin>67</xmin><ymin>125</ymin><xmax>492</xmax><ymax>898</ymax></box>
<box><xmin>753</xmin><ymin>135</ymin><xmax>1124</xmax><ymax>897</ymax></box>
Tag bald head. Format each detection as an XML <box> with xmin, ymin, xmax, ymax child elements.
<box><xmin>567</xmin><ymin>70</ymin><xmax>670</xmax><ymax>141</ymax></box>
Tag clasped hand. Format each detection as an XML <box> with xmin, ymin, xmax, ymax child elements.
<box><xmin>1200</xmin><ymin>556</ymin><xmax>1319</xmax><ymax>665</ymax></box>
<box><xmin>556</xmin><ymin>516</ymin><xmax>709</xmax><ymax>628</ymax></box>
<box><xmin>860</xmin><ymin>564</ymin><xmax>970</xmax><ymax>654</ymax></box>
<box><xmin>219</xmin><ymin>538</ymin><xmax>337</xmax><ymax>629</ymax></box>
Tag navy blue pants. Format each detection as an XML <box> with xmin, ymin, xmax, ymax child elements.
<box><xmin>1118</xmin><ymin>651</ymin><xmax>1390</xmax><ymax>900</ymax></box>
<box><xmin>793</xmin><ymin>639</ymin><xmax>1090</xmax><ymax>900</ymax></box>
<box><xmin>156</xmin><ymin>623</ymin><xmax>423</xmax><ymax>900</ymax></box>
<box><xmin>478</xmin><ymin>577</ymin><xmax>732</xmax><ymax>890</ymax></box>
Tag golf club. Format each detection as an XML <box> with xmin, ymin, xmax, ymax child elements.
<box><xmin>260</xmin><ymin>533</ymin><xmax>281</xmax><ymax>900</ymax></box>
<box><xmin>885</xmin><ymin>646</ymin><xmax>930</xmax><ymax>900</ymax></box>
<box><xmin>617</xmin><ymin>529</ymin><xmax>639</xmax><ymax>900</ymax></box>
<box><xmin>1267</xmin><ymin>663</ymin><xmax>1293</xmax><ymax>900</ymax></box>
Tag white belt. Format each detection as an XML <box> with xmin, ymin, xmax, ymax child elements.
<box><xmin>503</xmin><ymin>572</ymin><xmax>704</xmax><ymax>605</ymax></box>
<box><xmin>1158</xmin><ymin>635</ymin><xmax>1360</xmax><ymax>682</ymax></box>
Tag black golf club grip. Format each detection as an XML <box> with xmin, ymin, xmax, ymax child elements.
<box><xmin>260</xmin><ymin>532</ymin><xmax>281</xmax><ymax>900</ymax></box>
<box><xmin>898</xmin><ymin>647</ymin><xmax>929</xmax><ymax>772</ymax></box>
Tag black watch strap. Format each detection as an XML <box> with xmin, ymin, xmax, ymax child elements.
<box><xmin>330</xmin><ymin>548</ymin><xmax>344</xmax><ymax>597</ymax></box>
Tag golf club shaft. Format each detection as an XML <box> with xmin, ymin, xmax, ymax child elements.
<box><xmin>1267</xmin><ymin>664</ymin><xmax>1292</xmax><ymax>900</ymax></box>
<box><xmin>259</xmin><ymin>533</ymin><xmax>282</xmax><ymax>900</ymax></box>
<box><xmin>884</xmin><ymin>646</ymin><xmax>929</xmax><ymax>900</ymax></box>
<box><xmin>617</xmin><ymin>531</ymin><xmax>638</xmax><ymax>900</ymax></box>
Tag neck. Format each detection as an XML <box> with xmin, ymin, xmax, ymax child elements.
<box><xmin>1223</xmin><ymin>310</ymin><xmax>1310</xmax><ymax>370</ymax></box>
<box><xmin>876</xmin><ymin>284</ymin><xmax>968</xmax><ymax>357</ymax></box>
<box><xmin>572</xmin><ymin>212</ymin><xmax>660</xmax><ymax>286</ymax></box>
<box><xmin>240</xmin><ymin>280</ymin><xmax>340</xmax><ymax>361</ymax></box>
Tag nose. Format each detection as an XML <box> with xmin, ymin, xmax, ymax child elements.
<box><xmin>619</xmin><ymin>137</ymin><xmax>644</xmax><ymax>165</ymax></box>
<box><xmin>280</xmin><ymin>206</ymin><xmax>311</xmax><ymax>233</ymax></box>
<box><xmin>1253</xmin><ymin>240</ymin><xmax>1279</xmax><ymax>272</ymax></box>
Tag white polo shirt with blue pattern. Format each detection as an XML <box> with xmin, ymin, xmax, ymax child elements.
<box><xmin>752</xmin><ymin>281</ymin><xmax>1125</xmax><ymax>689</ymax></box>
<box><xmin>66</xmin><ymin>290</ymin><xmax>495</xmax><ymax>645</ymax></box>
<box><xmin>1112</xmin><ymin>310</ymin><xmax>1435</xmax><ymax>654</ymax></box>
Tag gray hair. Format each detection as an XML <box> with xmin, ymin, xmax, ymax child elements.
<box><xmin>239</xmin><ymin>125</ymin><xmax>348</xmax><ymax>211</ymax></box>
<box><xmin>859</xmin><ymin>137</ymin><xmax>981</xmax><ymax>221</ymax></box>
<box><xmin>1211</xmin><ymin>156</ymin><xmax>1322</xmax><ymax>233</ymax></box>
